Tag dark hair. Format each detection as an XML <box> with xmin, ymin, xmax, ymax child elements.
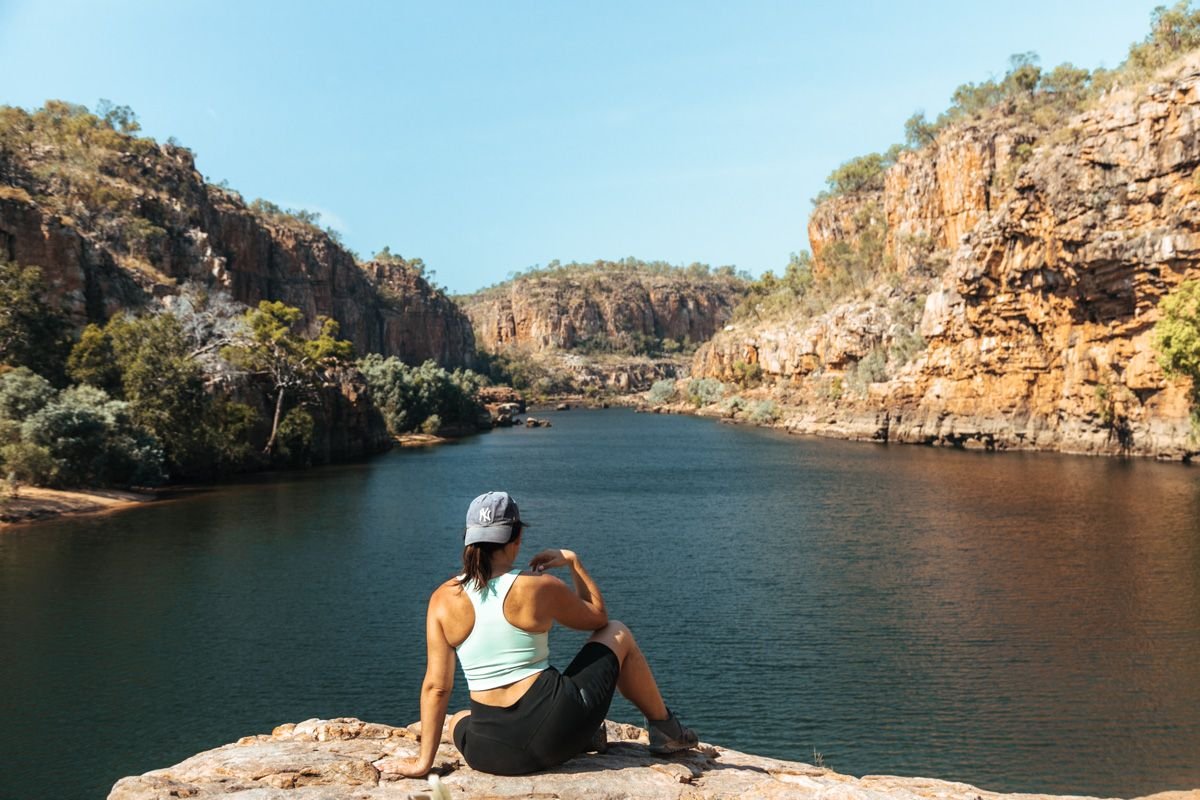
<box><xmin>460</xmin><ymin>521</ymin><xmax>523</xmax><ymax>592</ymax></box>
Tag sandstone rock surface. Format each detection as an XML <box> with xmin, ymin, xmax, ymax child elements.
<box><xmin>460</xmin><ymin>267</ymin><xmax>744</xmax><ymax>355</ymax></box>
<box><xmin>109</xmin><ymin>717</ymin><xmax>1194</xmax><ymax>800</ymax></box>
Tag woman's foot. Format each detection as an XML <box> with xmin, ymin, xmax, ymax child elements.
<box><xmin>647</xmin><ymin>708</ymin><xmax>698</xmax><ymax>755</ymax></box>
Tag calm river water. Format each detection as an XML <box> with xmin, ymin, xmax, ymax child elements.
<box><xmin>2</xmin><ymin>409</ymin><xmax>1198</xmax><ymax>799</ymax></box>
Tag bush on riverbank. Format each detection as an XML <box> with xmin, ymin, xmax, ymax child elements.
<box><xmin>358</xmin><ymin>355</ymin><xmax>487</xmax><ymax>435</ymax></box>
<box><xmin>0</xmin><ymin>369</ymin><xmax>165</xmax><ymax>487</ymax></box>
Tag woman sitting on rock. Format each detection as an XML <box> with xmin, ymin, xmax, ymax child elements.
<box><xmin>387</xmin><ymin>490</ymin><xmax>697</xmax><ymax>777</ymax></box>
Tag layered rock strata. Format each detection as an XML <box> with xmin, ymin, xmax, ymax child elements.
<box><xmin>109</xmin><ymin>717</ymin><xmax>1196</xmax><ymax>800</ymax></box>
<box><xmin>697</xmin><ymin>58</ymin><xmax>1200</xmax><ymax>459</ymax></box>
<box><xmin>461</xmin><ymin>270</ymin><xmax>743</xmax><ymax>353</ymax></box>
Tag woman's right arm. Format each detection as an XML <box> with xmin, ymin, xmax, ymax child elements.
<box><xmin>529</xmin><ymin>549</ymin><xmax>608</xmax><ymax>631</ymax></box>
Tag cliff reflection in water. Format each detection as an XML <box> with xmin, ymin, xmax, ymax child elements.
<box><xmin>1</xmin><ymin>409</ymin><xmax>1197</xmax><ymax>800</ymax></box>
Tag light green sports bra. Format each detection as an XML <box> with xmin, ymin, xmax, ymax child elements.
<box><xmin>455</xmin><ymin>568</ymin><xmax>550</xmax><ymax>691</ymax></box>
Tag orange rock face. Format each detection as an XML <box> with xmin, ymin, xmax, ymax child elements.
<box><xmin>461</xmin><ymin>270</ymin><xmax>743</xmax><ymax>354</ymax></box>
<box><xmin>697</xmin><ymin>59</ymin><xmax>1200</xmax><ymax>459</ymax></box>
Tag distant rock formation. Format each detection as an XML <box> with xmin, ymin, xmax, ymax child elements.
<box><xmin>696</xmin><ymin>56</ymin><xmax>1200</xmax><ymax>459</ymax></box>
<box><xmin>108</xmin><ymin>716</ymin><xmax>1194</xmax><ymax>800</ymax></box>
<box><xmin>460</xmin><ymin>263</ymin><xmax>744</xmax><ymax>354</ymax></box>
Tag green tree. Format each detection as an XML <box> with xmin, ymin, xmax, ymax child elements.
<box><xmin>224</xmin><ymin>301</ymin><xmax>352</xmax><ymax>456</ymax></box>
<box><xmin>903</xmin><ymin>111</ymin><xmax>937</xmax><ymax>149</ymax></box>
<box><xmin>106</xmin><ymin>313</ymin><xmax>216</xmax><ymax>476</ymax></box>
<box><xmin>94</xmin><ymin>99</ymin><xmax>141</xmax><ymax>134</ymax></box>
<box><xmin>67</xmin><ymin>323</ymin><xmax>121</xmax><ymax>393</ymax></box>
<box><xmin>67</xmin><ymin>306</ymin><xmax>268</xmax><ymax>479</ymax></box>
<box><xmin>0</xmin><ymin>262</ymin><xmax>70</xmax><ymax>382</ymax></box>
<box><xmin>820</xmin><ymin>151</ymin><xmax>892</xmax><ymax>198</ymax></box>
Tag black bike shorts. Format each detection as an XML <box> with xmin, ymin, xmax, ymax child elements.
<box><xmin>453</xmin><ymin>641</ymin><xmax>620</xmax><ymax>775</ymax></box>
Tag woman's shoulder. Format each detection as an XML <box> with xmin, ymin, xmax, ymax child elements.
<box><xmin>431</xmin><ymin>576</ymin><xmax>466</xmax><ymax>603</ymax></box>
<box><xmin>512</xmin><ymin>569</ymin><xmax>567</xmax><ymax>598</ymax></box>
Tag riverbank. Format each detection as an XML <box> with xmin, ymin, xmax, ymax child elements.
<box><xmin>640</xmin><ymin>391</ymin><xmax>1199</xmax><ymax>463</ymax></box>
<box><xmin>108</xmin><ymin>717</ymin><xmax>1200</xmax><ymax>800</ymax></box>
<box><xmin>0</xmin><ymin>486</ymin><xmax>156</xmax><ymax>527</ymax></box>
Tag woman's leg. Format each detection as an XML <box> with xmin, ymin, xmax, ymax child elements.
<box><xmin>587</xmin><ymin>620</ymin><xmax>668</xmax><ymax>721</ymax></box>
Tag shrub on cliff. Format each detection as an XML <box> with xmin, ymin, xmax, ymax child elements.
<box><xmin>736</xmin><ymin>252</ymin><xmax>816</xmax><ymax>320</ymax></box>
<box><xmin>813</xmin><ymin>150</ymin><xmax>900</xmax><ymax>203</ymax></box>
<box><xmin>1154</xmin><ymin>280</ymin><xmax>1200</xmax><ymax>425</ymax></box>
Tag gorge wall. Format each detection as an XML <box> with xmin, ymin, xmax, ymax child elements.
<box><xmin>0</xmin><ymin>137</ymin><xmax>474</xmax><ymax>368</ymax></box>
<box><xmin>695</xmin><ymin>56</ymin><xmax>1200</xmax><ymax>460</ymax></box>
<box><xmin>460</xmin><ymin>265</ymin><xmax>746</xmax><ymax>392</ymax></box>
<box><xmin>461</xmin><ymin>266</ymin><xmax>743</xmax><ymax>353</ymax></box>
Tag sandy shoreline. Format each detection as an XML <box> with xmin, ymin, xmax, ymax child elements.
<box><xmin>0</xmin><ymin>486</ymin><xmax>157</xmax><ymax>528</ymax></box>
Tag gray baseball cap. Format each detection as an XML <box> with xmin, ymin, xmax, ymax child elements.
<box><xmin>464</xmin><ymin>491</ymin><xmax>522</xmax><ymax>545</ymax></box>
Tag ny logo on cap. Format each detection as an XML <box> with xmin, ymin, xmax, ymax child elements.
<box><xmin>478</xmin><ymin>507</ymin><xmax>494</xmax><ymax>524</ymax></box>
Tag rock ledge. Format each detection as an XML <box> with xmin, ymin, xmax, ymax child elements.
<box><xmin>107</xmin><ymin>717</ymin><xmax>1196</xmax><ymax>800</ymax></box>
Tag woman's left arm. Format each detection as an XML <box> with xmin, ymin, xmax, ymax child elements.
<box><xmin>387</xmin><ymin>591</ymin><xmax>456</xmax><ymax>777</ymax></box>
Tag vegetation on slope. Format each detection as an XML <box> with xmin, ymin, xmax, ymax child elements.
<box><xmin>1154</xmin><ymin>279</ymin><xmax>1200</xmax><ymax>428</ymax></box>
<box><xmin>466</xmin><ymin>257</ymin><xmax>749</xmax><ymax>297</ymax></box>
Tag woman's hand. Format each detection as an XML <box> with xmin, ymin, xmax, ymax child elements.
<box><xmin>376</xmin><ymin>756</ymin><xmax>432</xmax><ymax>779</ymax></box>
<box><xmin>529</xmin><ymin>548</ymin><xmax>576</xmax><ymax>573</ymax></box>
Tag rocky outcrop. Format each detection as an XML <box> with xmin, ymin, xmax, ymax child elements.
<box><xmin>309</xmin><ymin>367</ymin><xmax>393</xmax><ymax>463</ymax></box>
<box><xmin>109</xmin><ymin>717</ymin><xmax>1193</xmax><ymax>800</ymax></box>
<box><xmin>695</xmin><ymin>57</ymin><xmax>1200</xmax><ymax>460</ymax></box>
<box><xmin>0</xmin><ymin>141</ymin><xmax>474</xmax><ymax>367</ymax></box>
<box><xmin>461</xmin><ymin>267</ymin><xmax>744</xmax><ymax>353</ymax></box>
<box><xmin>362</xmin><ymin>260</ymin><xmax>476</xmax><ymax>367</ymax></box>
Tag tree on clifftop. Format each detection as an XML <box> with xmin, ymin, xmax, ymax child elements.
<box><xmin>223</xmin><ymin>301</ymin><xmax>353</xmax><ymax>457</ymax></box>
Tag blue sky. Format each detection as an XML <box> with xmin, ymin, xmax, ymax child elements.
<box><xmin>0</xmin><ymin>1</ymin><xmax>1166</xmax><ymax>293</ymax></box>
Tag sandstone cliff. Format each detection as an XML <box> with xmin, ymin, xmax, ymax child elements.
<box><xmin>460</xmin><ymin>261</ymin><xmax>745</xmax><ymax>393</ymax></box>
<box><xmin>462</xmin><ymin>262</ymin><xmax>744</xmax><ymax>354</ymax></box>
<box><xmin>0</xmin><ymin>112</ymin><xmax>474</xmax><ymax>368</ymax></box>
<box><xmin>109</xmin><ymin>716</ymin><xmax>1196</xmax><ymax>800</ymax></box>
<box><xmin>694</xmin><ymin>56</ymin><xmax>1200</xmax><ymax>460</ymax></box>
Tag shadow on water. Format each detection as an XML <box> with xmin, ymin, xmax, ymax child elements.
<box><xmin>1</xmin><ymin>409</ymin><xmax>1198</xmax><ymax>798</ymax></box>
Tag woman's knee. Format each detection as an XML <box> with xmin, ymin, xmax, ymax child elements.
<box><xmin>589</xmin><ymin>619</ymin><xmax>635</xmax><ymax>660</ymax></box>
